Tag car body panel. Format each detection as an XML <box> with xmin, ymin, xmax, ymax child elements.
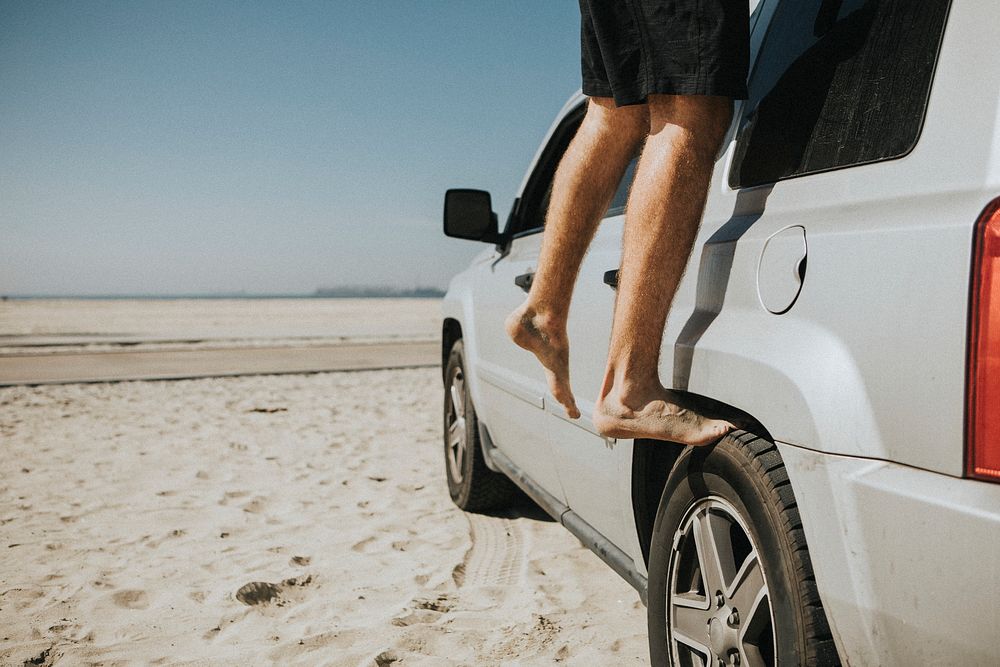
<box><xmin>779</xmin><ymin>441</ymin><xmax>1000</xmax><ymax>665</ymax></box>
<box><xmin>470</xmin><ymin>233</ymin><xmax>568</xmax><ymax>503</ymax></box>
<box><xmin>656</xmin><ymin>1</ymin><xmax>998</xmax><ymax>475</ymax></box>
<box><xmin>544</xmin><ymin>214</ymin><xmax>640</xmax><ymax>552</ymax></box>
<box><xmin>667</xmin><ymin>179</ymin><xmax>981</xmax><ymax>475</ymax></box>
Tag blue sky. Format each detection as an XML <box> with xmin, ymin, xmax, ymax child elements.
<box><xmin>0</xmin><ymin>1</ymin><xmax>580</xmax><ymax>295</ymax></box>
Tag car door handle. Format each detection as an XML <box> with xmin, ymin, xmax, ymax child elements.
<box><xmin>514</xmin><ymin>272</ymin><xmax>534</xmax><ymax>293</ymax></box>
<box><xmin>603</xmin><ymin>270</ymin><xmax>619</xmax><ymax>290</ymax></box>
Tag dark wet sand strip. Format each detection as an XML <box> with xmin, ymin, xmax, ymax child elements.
<box><xmin>0</xmin><ymin>340</ymin><xmax>438</xmax><ymax>385</ymax></box>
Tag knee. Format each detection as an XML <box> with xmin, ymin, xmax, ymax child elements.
<box><xmin>648</xmin><ymin>94</ymin><xmax>733</xmax><ymax>153</ymax></box>
<box><xmin>585</xmin><ymin>97</ymin><xmax>649</xmax><ymax>148</ymax></box>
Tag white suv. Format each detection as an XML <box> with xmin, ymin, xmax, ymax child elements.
<box><xmin>440</xmin><ymin>1</ymin><xmax>1000</xmax><ymax>664</ymax></box>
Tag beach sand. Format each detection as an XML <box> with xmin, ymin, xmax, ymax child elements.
<box><xmin>0</xmin><ymin>368</ymin><xmax>648</xmax><ymax>665</ymax></box>
<box><xmin>0</xmin><ymin>298</ymin><xmax>442</xmax><ymax>353</ymax></box>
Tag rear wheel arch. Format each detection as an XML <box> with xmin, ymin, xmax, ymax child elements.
<box><xmin>645</xmin><ymin>430</ymin><xmax>840</xmax><ymax>665</ymax></box>
<box><xmin>631</xmin><ymin>396</ymin><xmax>773</xmax><ymax>570</ymax></box>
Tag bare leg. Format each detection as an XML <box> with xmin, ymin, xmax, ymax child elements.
<box><xmin>506</xmin><ymin>97</ymin><xmax>647</xmax><ymax>419</ymax></box>
<box><xmin>593</xmin><ymin>95</ymin><xmax>734</xmax><ymax>446</ymax></box>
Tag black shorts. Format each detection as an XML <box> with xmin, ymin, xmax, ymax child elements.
<box><xmin>579</xmin><ymin>0</ymin><xmax>750</xmax><ymax>106</ymax></box>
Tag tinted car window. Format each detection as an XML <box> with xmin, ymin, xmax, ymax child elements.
<box><xmin>730</xmin><ymin>0</ymin><xmax>951</xmax><ymax>188</ymax></box>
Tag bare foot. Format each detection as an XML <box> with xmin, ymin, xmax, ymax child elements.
<box><xmin>593</xmin><ymin>384</ymin><xmax>732</xmax><ymax>446</ymax></box>
<box><xmin>504</xmin><ymin>305</ymin><xmax>580</xmax><ymax>419</ymax></box>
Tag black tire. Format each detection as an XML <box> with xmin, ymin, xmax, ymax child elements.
<box><xmin>443</xmin><ymin>340</ymin><xmax>522</xmax><ymax>512</ymax></box>
<box><xmin>647</xmin><ymin>430</ymin><xmax>840</xmax><ymax>667</ymax></box>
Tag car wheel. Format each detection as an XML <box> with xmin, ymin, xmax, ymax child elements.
<box><xmin>444</xmin><ymin>340</ymin><xmax>522</xmax><ymax>511</ymax></box>
<box><xmin>647</xmin><ymin>431</ymin><xmax>840</xmax><ymax>667</ymax></box>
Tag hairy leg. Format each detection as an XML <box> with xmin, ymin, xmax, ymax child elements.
<box><xmin>506</xmin><ymin>97</ymin><xmax>647</xmax><ymax>418</ymax></box>
<box><xmin>593</xmin><ymin>94</ymin><xmax>734</xmax><ymax>445</ymax></box>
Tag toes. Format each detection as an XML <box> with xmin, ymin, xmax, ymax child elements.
<box><xmin>561</xmin><ymin>399</ymin><xmax>580</xmax><ymax>419</ymax></box>
<box><xmin>553</xmin><ymin>389</ymin><xmax>578</xmax><ymax>418</ymax></box>
<box><xmin>557</xmin><ymin>400</ymin><xmax>580</xmax><ymax>420</ymax></box>
<box><xmin>693</xmin><ymin>419</ymin><xmax>734</xmax><ymax>446</ymax></box>
<box><xmin>546</xmin><ymin>376</ymin><xmax>579</xmax><ymax>419</ymax></box>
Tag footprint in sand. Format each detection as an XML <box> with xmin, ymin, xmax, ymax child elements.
<box><xmin>1</xmin><ymin>586</ymin><xmax>46</xmax><ymax>613</ymax></box>
<box><xmin>235</xmin><ymin>575</ymin><xmax>314</xmax><ymax>607</ymax></box>
<box><xmin>414</xmin><ymin>594</ymin><xmax>455</xmax><ymax>613</ymax></box>
<box><xmin>374</xmin><ymin>650</ymin><xmax>399</xmax><ymax>666</ymax></box>
<box><xmin>47</xmin><ymin>620</ymin><xmax>91</xmax><ymax>643</ymax></box>
<box><xmin>22</xmin><ymin>646</ymin><xmax>55</xmax><ymax>666</ymax></box>
<box><xmin>390</xmin><ymin>594</ymin><xmax>455</xmax><ymax>627</ymax></box>
<box><xmin>235</xmin><ymin>582</ymin><xmax>282</xmax><ymax>606</ymax></box>
<box><xmin>486</xmin><ymin>614</ymin><xmax>560</xmax><ymax>660</ymax></box>
<box><xmin>111</xmin><ymin>589</ymin><xmax>150</xmax><ymax>609</ymax></box>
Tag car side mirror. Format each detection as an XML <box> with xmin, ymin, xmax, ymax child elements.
<box><xmin>443</xmin><ymin>189</ymin><xmax>499</xmax><ymax>243</ymax></box>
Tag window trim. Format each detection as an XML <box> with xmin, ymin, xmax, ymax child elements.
<box><xmin>503</xmin><ymin>103</ymin><xmax>587</xmax><ymax>243</ymax></box>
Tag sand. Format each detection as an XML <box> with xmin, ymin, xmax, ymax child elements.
<box><xmin>0</xmin><ymin>299</ymin><xmax>442</xmax><ymax>353</ymax></box>
<box><xmin>0</xmin><ymin>368</ymin><xmax>648</xmax><ymax>666</ymax></box>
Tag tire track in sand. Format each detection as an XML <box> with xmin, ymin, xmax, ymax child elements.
<box><xmin>452</xmin><ymin>512</ymin><xmax>526</xmax><ymax>587</ymax></box>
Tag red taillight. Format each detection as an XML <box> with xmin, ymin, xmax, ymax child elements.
<box><xmin>967</xmin><ymin>198</ymin><xmax>1000</xmax><ymax>482</ymax></box>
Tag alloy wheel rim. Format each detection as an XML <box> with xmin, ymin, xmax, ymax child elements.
<box><xmin>667</xmin><ymin>496</ymin><xmax>776</xmax><ymax>667</ymax></box>
<box><xmin>446</xmin><ymin>367</ymin><xmax>467</xmax><ymax>484</ymax></box>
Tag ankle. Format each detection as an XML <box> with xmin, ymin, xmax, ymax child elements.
<box><xmin>519</xmin><ymin>302</ymin><xmax>567</xmax><ymax>332</ymax></box>
<box><xmin>601</xmin><ymin>370</ymin><xmax>663</xmax><ymax>407</ymax></box>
